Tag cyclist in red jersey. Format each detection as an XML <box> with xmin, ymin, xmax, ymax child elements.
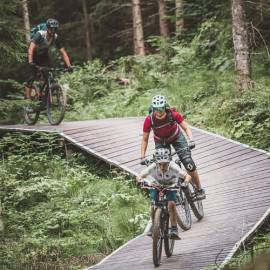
<box><xmin>141</xmin><ymin>95</ymin><xmax>205</xmax><ymax>200</ymax></box>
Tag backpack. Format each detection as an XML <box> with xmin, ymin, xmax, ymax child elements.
<box><xmin>148</xmin><ymin>104</ymin><xmax>176</xmax><ymax>128</ymax></box>
<box><xmin>30</xmin><ymin>23</ymin><xmax>47</xmax><ymax>39</ymax></box>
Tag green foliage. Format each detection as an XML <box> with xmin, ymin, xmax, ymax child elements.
<box><xmin>0</xmin><ymin>133</ymin><xmax>148</xmax><ymax>269</ymax></box>
<box><xmin>0</xmin><ymin>0</ymin><xmax>25</xmax><ymax>64</ymax></box>
<box><xmin>61</xmin><ymin>59</ymin><xmax>116</xmax><ymax>108</ymax></box>
<box><xmin>226</xmin><ymin>230</ymin><xmax>270</xmax><ymax>270</ymax></box>
<box><xmin>219</xmin><ymin>82</ymin><xmax>270</xmax><ymax>151</ymax></box>
<box><xmin>191</xmin><ymin>19</ymin><xmax>233</xmax><ymax>70</ymax></box>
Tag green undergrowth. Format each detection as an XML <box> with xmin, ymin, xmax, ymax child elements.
<box><xmin>0</xmin><ymin>132</ymin><xmax>148</xmax><ymax>270</ymax></box>
<box><xmin>225</xmin><ymin>229</ymin><xmax>270</xmax><ymax>270</ymax></box>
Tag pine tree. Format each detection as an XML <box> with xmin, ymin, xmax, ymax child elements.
<box><xmin>0</xmin><ymin>0</ymin><xmax>25</xmax><ymax>64</ymax></box>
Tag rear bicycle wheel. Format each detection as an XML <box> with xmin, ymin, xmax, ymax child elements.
<box><xmin>176</xmin><ymin>189</ymin><xmax>192</xmax><ymax>230</ymax></box>
<box><xmin>47</xmin><ymin>84</ymin><xmax>66</xmax><ymax>125</ymax></box>
<box><xmin>24</xmin><ymin>83</ymin><xmax>40</xmax><ymax>125</ymax></box>
<box><xmin>187</xmin><ymin>182</ymin><xmax>204</xmax><ymax>220</ymax></box>
<box><xmin>164</xmin><ymin>214</ymin><xmax>174</xmax><ymax>257</ymax></box>
<box><xmin>152</xmin><ymin>208</ymin><xmax>163</xmax><ymax>267</ymax></box>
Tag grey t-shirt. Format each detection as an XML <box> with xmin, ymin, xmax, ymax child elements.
<box><xmin>31</xmin><ymin>30</ymin><xmax>63</xmax><ymax>56</ymax></box>
<box><xmin>139</xmin><ymin>161</ymin><xmax>187</xmax><ymax>186</ymax></box>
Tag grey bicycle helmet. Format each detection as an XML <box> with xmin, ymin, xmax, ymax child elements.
<box><xmin>46</xmin><ymin>18</ymin><xmax>59</xmax><ymax>29</ymax></box>
<box><xmin>155</xmin><ymin>148</ymin><xmax>171</xmax><ymax>163</ymax></box>
<box><xmin>152</xmin><ymin>95</ymin><xmax>166</xmax><ymax>109</ymax></box>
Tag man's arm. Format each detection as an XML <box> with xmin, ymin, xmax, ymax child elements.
<box><xmin>28</xmin><ymin>42</ymin><xmax>37</xmax><ymax>63</ymax></box>
<box><xmin>141</xmin><ymin>132</ymin><xmax>150</xmax><ymax>159</ymax></box>
<box><xmin>59</xmin><ymin>48</ymin><xmax>71</xmax><ymax>67</ymax></box>
<box><xmin>179</xmin><ymin>120</ymin><xmax>193</xmax><ymax>140</ymax></box>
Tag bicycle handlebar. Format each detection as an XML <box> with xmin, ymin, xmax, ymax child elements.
<box><xmin>139</xmin><ymin>180</ymin><xmax>180</xmax><ymax>191</ymax></box>
<box><xmin>34</xmin><ymin>65</ymin><xmax>74</xmax><ymax>72</ymax></box>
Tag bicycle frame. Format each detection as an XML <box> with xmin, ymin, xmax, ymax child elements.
<box><xmin>35</xmin><ymin>69</ymin><xmax>56</xmax><ymax>103</ymax></box>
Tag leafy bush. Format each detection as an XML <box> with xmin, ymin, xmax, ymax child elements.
<box><xmin>0</xmin><ymin>133</ymin><xmax>148</xmax><ymax>269</ymax></box>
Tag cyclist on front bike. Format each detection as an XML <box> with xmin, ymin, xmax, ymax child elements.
<box><xmin>141</xmin><ymin>95</ymin><xmax>206</xmax><ymax>200</ymax></box>
<box><xmin>24</xmin><ymin>18</ymin><xmax>72</xmax><ymax>100</ymax></box>
<box><xmin>137</xmin><ymin>148</ymin><xmax>192</xmax><ymax>239</ymax></box>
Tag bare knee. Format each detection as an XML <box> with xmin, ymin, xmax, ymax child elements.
<box><xmin>168</xmin><ymin>201</ymin><xmax>176</xmax><ymax>211</ymax></box>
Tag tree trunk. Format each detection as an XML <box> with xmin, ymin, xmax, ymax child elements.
<box><xmin>175</xmin><ymin>0</ymin><xmax>184</xmax><ymax>36</ymax></box>
<box><xmin>21</xmin><ymin>0</ymin><xmax>31</xmax><ymax>43</ymax></box>
<box><xmin>34</xmin><ymin>0</ymin><xmax>41</xmax><ymax>13</ymax></box>
<box><xmin>231</xmin><ymin>0</ymin><xmax>251</xmax><ymax>93</ymax></box>
<box><xmin>157</xmin><ymin>0</ymin><xmax>169</xmax><ymax>37</ymax></box>
<box><xmin>132</xmin><ymin>0</ymin><xmax>145</xmax><ymax>56</ymax></box>
<box><xmin>81</xmin><ymin>0</ymin><xmax>92</xmax><ymax>60</ymax></box>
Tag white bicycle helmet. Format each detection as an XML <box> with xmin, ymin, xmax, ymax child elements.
<box><xmin>155</xmin><ymin>148</ymin><xmax>171</xmax><ymax>163</ymax></box>
<box><xmin>152</xmin><ymin>95</ymin><xmax>166</xmax><ymax>109</ymax></box>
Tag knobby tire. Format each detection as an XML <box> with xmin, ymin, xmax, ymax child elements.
<box><xmin>152</xmin><ymin>208</ymin><xmax>163</xmax><ymax>267</ymax></box>
<box><xmin>187</xmin><ymin>183</ymin><xmax>204</xmax><ymax>220</ymax></box>
<box><xmin>47</xmin><ymin>84</ymin><xmax>66</xmax><ymax>125</ymax></box>
<box><xmin>164</xmin><ymin>214</ymin><xmax>174</xmax><ymax>257</ymax></box>
<box><xmin>175</xmin><ymin>189</ymin><xmax>192</xmax><ymax>230</ymax></box>
<box><xmin>24</xmin><ymin>83</ymin><xmax>40</xmax><ymax>125</ymax></box>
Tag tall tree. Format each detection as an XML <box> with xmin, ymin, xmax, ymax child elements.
<box><xmin>0</xmin><ymin>0</ymin><xmax>25</xmax><ymax>74</ymax></box>
<box><xmin>232</xmin><ymin>0</ymin><xmax>251</xmax><ymax>93</ymax></box>
<box><xmin>21</xmin><ymin>0</ymin><xmax>31</xmax><ymax>42</ymax></box>
<box><xmin>175</xmin><ymin>0</ymin><xmax>184</xmax><ymax>36</ymax></box>
<box><xmin>81</xmin><ymin>0</ymin><xmax>92</xmax><ymax>60</ymax></box>
<box><xmin>157</xmin><ymin>0</ymin><xmax>169</xmax><ymax>37</ymax></box>
<box><xmin>132</xmin><ymin>0</ymin><xmax>145</xmax><ymax>56</ymax></box>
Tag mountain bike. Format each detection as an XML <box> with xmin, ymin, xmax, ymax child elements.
<box><xmin>24</xmin><ymin>66</ymin><xmax>69</xmax><ymax>125</ymax></box>
<box><xmin>140</xmin><ymin>181</ymin><xmax>180</xmax><ymax>267</ymax></box>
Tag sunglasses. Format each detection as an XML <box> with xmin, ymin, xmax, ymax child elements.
<box><xmin>154</xmin><ymin>107</ymin><xmax>165</xmax><ymax>113</ymax></box>
<box><xmin>48</xmin><ymin>27</ymin><xmax>58</xmax><ymax>33</ymax></box>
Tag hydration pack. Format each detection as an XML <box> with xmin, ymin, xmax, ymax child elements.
<box><xmin>148</xmin><ymin>104</ymin><xmax>176</xmax><ymax>128</ymax></box>
<box><xmin>30</xmin><ymin>23</ymin><xmax>47</xmax><ymax>39</ymax></box>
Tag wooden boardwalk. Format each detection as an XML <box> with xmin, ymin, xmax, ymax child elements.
<box><xmin>1</xmin><ymin>118</ymin><xmax>270</xmax><ymax>270</ymax></box>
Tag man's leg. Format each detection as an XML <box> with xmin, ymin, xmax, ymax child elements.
<box><xmin>172</xmin><ymin>134</ymin><xmax>205</xmax><ymax>199</ymax></box>
<box><xmin>25</xmin><ymin>63</ymin><xmax>37</xmax><ymax>100</ymax></box>
<box><xmin>167</xmin><ymin>191</ymin><xmax>181</xmax><ymax>240</ymax></box>
<box><xmin>24</xmin><ymin>85</ymin><xmax>32</xmax><ymax>99</ymax></box>
<box><xmin>168</xmin><ymin>201</ymin><xmax>177</xmax><ymax>227</ymax></box>
<box><xmin>189</xmin><ymin>170</ymin><xmax>201</xmax><ymax>189</ymax></box>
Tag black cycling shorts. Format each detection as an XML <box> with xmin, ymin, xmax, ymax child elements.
<box><xmin>25</xmin><ymin>53</ymin><xmax>51</xmax><ymax>88</ymax></box>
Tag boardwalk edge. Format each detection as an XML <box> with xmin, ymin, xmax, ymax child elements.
<box><xmin>85</xmin><ymin>234</ymin><xmax>143</xmax><ymax>269</ymax></box>
<box><xmin>191</xmin><ymin>126</ymin><xmax>269</xmax><ymax>155</ymax></box>
<box><xmin>218</xmin><ymin>206</ymin><xmax>270</xmax><ymax>269</ymax></box>
<box><xmin>60</xmin><ymin>132</ymin><xmax>139</xmax><ymax>176</ymax></box>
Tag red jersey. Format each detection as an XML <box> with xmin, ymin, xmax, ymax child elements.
<box><xmin>143</xmin><ymin>110</ymin><xmax>184</xmax><ymax>143</ymax></box>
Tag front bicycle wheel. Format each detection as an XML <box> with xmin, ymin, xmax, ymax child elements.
<box><xmin>24</xmin><ymin>83</ymin><xmax>40</xmax><ymax>125</ymax></box>
<box><xmin>188</xmin><ymin>182</ymin><xmax>204</xmax><ymax>220</ymax></box>
<box><xmin>47</xmin><ymin>84</ymin><xmax>66</xmax><ymax>125</ymax></box>
<box><xmin>164</xmin><ymin>214</ymin><xmax>174</xmax><ymax>257</ymax></box>
<box><xmin>176</xmin><ymin>189</ymin><xmax>192</xmax><ymax>230</ymax></box>
<box><xmin>152</xmin><ymin>208</ymin><xmax>163</xmax><ymax>267</ymax></box>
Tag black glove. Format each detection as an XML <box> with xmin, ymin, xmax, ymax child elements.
<box><xmin>29</xmin><ymin>62</ymin><xmax>43</xmax><ymax>72</ymax></box>
<box><xmin>67</xmin><ymin>66</ymin><xmax>73</xmax><ymax>73</ymax></box>
<box><xmin>29</xmin><ymin>62</ymin><xmax>37</xmax><ymax>70</ymax></box>
<box><xmin>188</xmin><ymin>140</ymin><xmax>195</xmax><ymax>149</ymax></box>
<box><xmin>140</xmin><ymin>158</ymin><xmax>149</xmax><ymax>166</ymax></box>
